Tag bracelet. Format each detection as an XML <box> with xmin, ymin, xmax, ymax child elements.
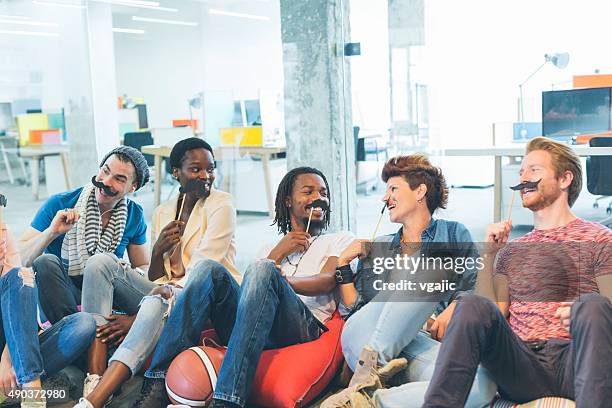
<box><xmin>335</xmin><ymin>264</ymin><xmax>354</xmax><ymax>284</ymax></box>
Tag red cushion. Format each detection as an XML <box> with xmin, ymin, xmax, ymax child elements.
<box><xmin>248</xmin><ymin>312</ymin><xmax>345</xmax><ymax>407</ymax></box>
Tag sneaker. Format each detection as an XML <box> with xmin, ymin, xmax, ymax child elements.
<box><xmin>320</xmin><ymin>354</ymin><xmax>407</xmax><ymax>408</ymax></box>
<box><xmin>83</xmin><ymin>373</ymin><xmax>113</xmax><ymax>407</ymax></box>
<box><xmin>130</xmin><ymin>378</ymin><xmax>170</xmax><ymax>408</ymax></box>
<box><xmin>73</xmin><ymin>398</ymin><xmax>94</xmax><ymax>408</ymax></box>
<box><xmin>20</xmin><ymin>396</ymin><xmax>46</xmax><ymax>408</ymax></box>
<box><xmin>83</xmin><ymin>373</ymin><xmax>102</xmax><ymax>398</ymax></box>
<box><xmin>348</xmin><ymin>346</ymin><xmax>379</xmax><ymax>387</ymax></box>
<box><xmin>348</xmin><ymin>391</ymin><xmax>377</xmax><ymax>408</ymax></box>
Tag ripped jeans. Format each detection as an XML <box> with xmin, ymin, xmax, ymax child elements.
<box><xmin>107</xmin><ymin>285</ymin><xmax>181</xmax><ymax>375</ymax></box>
<box><xmin>1</xmin><ymin>267</ymin><xmax>96</xmax><ymax>384</ymax></box>
<box><xmin>81</xmin><ymin>253</ymin><xmax>158</xmax><ymax>323</ymax></box>
<box><xmin>80</xmin><ymin>253</ymin><xmax>158</xmax><ymax>374</ymax></box>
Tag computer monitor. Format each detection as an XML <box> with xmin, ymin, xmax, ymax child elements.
<box><xmin>542</xmin><ymin>87</ymin><xmax>612</xmax><ymax>140</ymax></box>
<box><xmin>244</xmin><ymin>99</ymin><xmax>261</xmax><ymax>126</ymax></box>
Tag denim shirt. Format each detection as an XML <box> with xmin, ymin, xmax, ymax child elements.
<box><xmin>341</xmin><ymin>218</ymin><xmax>479</xmax><ymax>317</ymax></box>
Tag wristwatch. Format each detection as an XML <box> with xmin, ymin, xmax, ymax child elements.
<box><xmin>335</xmin><ymin>264</ymin><xmax>354</xmax><ymax>284</ymax></box>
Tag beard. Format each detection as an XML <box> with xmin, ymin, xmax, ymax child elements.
<box><xmin>301</xmin><ymin>216</ymin><xmax>325</xmax><ymax>231</ymax></box>
<box><xmin>523</xmin><ymin>182</ymin><xmax>563</xmax><ymax>211</ymax></box>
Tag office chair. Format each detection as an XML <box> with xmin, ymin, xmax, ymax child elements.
<box><xmin>123</xmin><ymin>131</ymin><xmax>154</xmax><ymax>166</ymax></box>
<box><xmin>586</xmin><ymin>136</ymin><xmax>612</xmax><ymax>215</ymax></box>
<box><xmin>123</xmin><ymin>131</ymin><xmax>155</xmax><ymax>194</ymax></box>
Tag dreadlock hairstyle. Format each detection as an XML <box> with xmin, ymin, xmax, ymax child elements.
<box><xmin>272</xmin><ymin>166</ymin><xmax>331</xmax><ymax>235</ymax></box>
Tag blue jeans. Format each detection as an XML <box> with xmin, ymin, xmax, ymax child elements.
<box><xmin>342</xmin><ymin>299</ymin><xmax>497</xmax><ymax>408</ymax></box>
<box><xmin>0</xmin><ymin>267</ymin><xmax>96</xmax><ymax>384</ymax></box>
<box><xmin>80</xmin><ymin>253</ymin><xmax>158</xmax><ymax>326</ymax></box>
<box><xmin>145</xmin><ymin>260</ymin><xmax>240</xmax><ymax>378</ymax></box>
<box><xmin>212</xmin><ymin>260</ymin><xmax>325</xmax><ymax>407</ymax></box>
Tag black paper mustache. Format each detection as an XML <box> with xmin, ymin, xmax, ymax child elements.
<box><xmin>306</xmin><ymin>199</ymin><xmax>330</xmax><ymax>212</ymax></box>
<box><xmin>179</xmin><ymin>179</ymin><xmax>210</xmax><ymax>196</ymax></box>
<box><xmin>91</xmin><ymin>176</ymin><xmax>119</xmax><ymax>197</ymax></box>
<box><xmin>510</xmin><ymin>179</ymin><xmax>542</xmax><ymax>191</ymax></box>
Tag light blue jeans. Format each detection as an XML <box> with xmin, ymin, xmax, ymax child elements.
<box><xmin>0</xmin><ymin>267</ymin><xmax>96</xmax><ymax>384</ymax></box>
<box><xmin>81</xmin><ymin>253</ymin><xmax>158</xmax><ymax>324</ymax></box>
<box><xmin>342</xmin><ymin>300</ymin><xmax>497</xmax><ymax>408</ymax></box>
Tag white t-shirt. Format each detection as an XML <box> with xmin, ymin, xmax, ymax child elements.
<box><xmin>257</xmin><ymin>231</ymin><xmax>354</xmax><ymax>323</ymax></box>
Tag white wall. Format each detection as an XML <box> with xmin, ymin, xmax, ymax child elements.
<box><xmin>112</xmin><ymin>1</ymin><xmax>284</xmax><ymax>135</ymax></box>
<box><xmin>424</xmin><ymin>0</ymin><xmax>612</xmax><ymax>148</ymax></box>
<box><xmin>349</xmin><ymin>0</ymin><xmax>391</xmax><ymax>131</ymax></box>
<box><xmin>112</xmin><ymin>2</ymin><xmax>205</xmax><ymax>129</ymax></box>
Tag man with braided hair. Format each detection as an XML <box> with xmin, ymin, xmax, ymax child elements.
<box><xmin>131</xmin><ymin>166</ymin><xmax>356</xmax><ymax>408</ymax></box>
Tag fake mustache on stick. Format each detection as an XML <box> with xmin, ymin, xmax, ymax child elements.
<box><xmin>305</xmin><ymin>199</ymin><xmax>330</xmax><ymax>212</ymax></box>
<box><xmin>305</xmin><ymin>199</ymin><xmax>329</xmax><ymax>234</ymax></box>
<box><xmin>510</xmin><ymin>179</ymin><xmax>542</xmax><ymax>191</ymax></box>
<box><xmin>91</xmin><ymin>176</ymin><xmax>119</xmax><ymax>197</ymax></box>
<box><xmin>176</xmin><ymin>179</ymin><xmax>211</xmax><ymax>221</ymax></box>
<box><xmin>506</xmin><ymin>179</ymin><xmax>541</xmax><ymax>223</ymax></box>
<box><xmin>179</xmin><ymin>179</ymin><xmax>210</xmax><ymax>195</ymax></box>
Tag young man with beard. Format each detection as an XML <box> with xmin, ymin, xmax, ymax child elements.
<box><xmin>130</xmin><ymin>166</ymin><xmax>355</xmax><ymax>408</ymax></box>
<box><xmin>73</xmin><ymin>138</ymin><xmax>240</xmax><ymax>408</ymax></box>
<box><xmin>422</xmin><ymin>137</ymin><xmax>612</xmax><ymax>408</ymax></box>
<box><xmin>19</xmin><ymin>147</ymin><xmax>151</xmax><ymax>397</ymax></box>
<box><xmin>19</xmin><ymin>146</ymin><xmax>151</xmax><ymax>327</ymax></box>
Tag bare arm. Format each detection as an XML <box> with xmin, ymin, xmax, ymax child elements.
<box><xmin>18</xmin><ymin>227</ymin><xmax>59</xmax><ymax>267</ymax></box>
<box><xmin>127</xmin><ymin>243</ymin><xmax>150</xmax><ymax>270</ymax></box>
<box><xmin>286</xmin><ymin>256</ymin><xmax>337</xmax><ymax>296</ymax></box>
<box><xmin>19</xmin><ymin>209</ymin><xmax>79</xmax><ymax>267</ymax></box>
<box><xmin>334</xmin><ymin>239</ymin><xmax>370</xmax><ymax>308</ymax></box>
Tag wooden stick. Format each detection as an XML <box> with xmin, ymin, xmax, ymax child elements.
<box><xmin>306</xmin><ymin>207</ymin><xmax>314</xmax><ymax>234</ymax></box>
<box><xmin>177</xmin><ymin>193</ymin><xmax>186</xmax><ymax>222</ymax></box>
<box><xmin>371</xmin><ymin>203</ymin><xmax>386</xmax><ymax>241</ymax></box>
<box><xmin>507</xmin><ymin>190</ymin><xmax>516</xmax><ymax>223</ymax></box>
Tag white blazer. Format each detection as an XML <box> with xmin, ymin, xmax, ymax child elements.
<box><xmin>151</xmin><ymin>189</ymin><xmax>241</xmax><ymax>287</ymax></box>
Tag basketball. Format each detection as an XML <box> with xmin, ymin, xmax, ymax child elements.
<box><xmin>165</xmin><ymin>346</ymin><xmax>225</xmax><ymax>407</ymax></box>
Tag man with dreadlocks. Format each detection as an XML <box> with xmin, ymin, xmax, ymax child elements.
<box><xmin>131</xmin><ymin>166</ymin><xmax>355</xmax><ymax>408</ymax></box>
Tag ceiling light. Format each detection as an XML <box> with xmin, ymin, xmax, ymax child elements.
<box><xmin>132</xmin><ymin>16</ymin><xmax>197</xmax><ymax>26</ymax></box>
<box><xmin>111</xmin><ymin>2</ymin><xmax>177</xmax><ymax>12</ymax></box>
<box><xmin>32</xmin><ymin>0</ymin><xmax>86</xmax><ymax>9</ymax></box>
<box><xmin>112</xmin><ymin>27</ymin><xmax>145</xmax><ymax>34</ymax></box>
<box><xmin>0</xmin><ymin>29</ymin><xmax>60</xmax><ymax>37</ymax></box>
<box><xmin>208</xmin><ymin>8</ymin><xmax>269</xmax><ymax>21</ymax></box>
<box><xmin>0</xmin><ymin>18</ymin><xmax>59</xmax><ymax>27</ymax></box>
<box><xmin>0</xmin><ymin>15</ymin><xmax>30</xmax><ymax>20</ymax></box>
<box><xmin>97</xmin><ymin>0</ymin><xmax>159</xmax><ymax>6</ymax></box>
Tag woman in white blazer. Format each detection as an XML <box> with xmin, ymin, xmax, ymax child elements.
<box><xmin>77</xmin><ymin>138</ymin><xmax>242</xmax><ymax>408</ymax></box>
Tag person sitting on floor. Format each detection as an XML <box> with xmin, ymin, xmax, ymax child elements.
<box><xmin>18</xmin><ymin>146</ymin><xmax>151</xmax><ymax>327</ymax></box>
<box><xmin>322</xmin><ymin>155</ymin><xmax>496</xmax><ymax>408</ymax></box>
<box><xmin>18</xmin><ymin>146</ymin><xmax>152</xmax><ymax>396</ymax></box>
<box><xmin>422</xmin><ymin>137</ymin><xmax>612</xmax><ymax>408</ymax></box>
<box><xmin>130</xmin><ymin>166</ymin><xmax>357</xmax><ymax>408</ymax></box>
<box><xmin>1</xmin><ymin>220</ymin><xmax>95</xmax><ymax>408</ymax></box>
<box><xmin>73</xmin><ymin>137</ymin><xmax>240</xmax><ymax>408</ymax></box>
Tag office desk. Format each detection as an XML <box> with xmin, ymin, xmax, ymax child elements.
<box><xmin>441</xmin><ymin>145</ymin><xmax>612</xmax><ymax>222</ymax></box>
<box><xmin>12</xmin><ymin>145</ymin><xmax>71</xmax><ymax>199</ymax></box>
<box><xmin>142</xmin><ymin>145</ymin><xmax>286</xmax><ymax>215</ymax></box>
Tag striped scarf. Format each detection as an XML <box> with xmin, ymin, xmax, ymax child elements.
<box><xmin>61</xmin><ymin>184</ymin><xmax>128</xmax><ymax>276</ymax></box>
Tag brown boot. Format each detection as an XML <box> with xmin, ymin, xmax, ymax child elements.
<box><xmin>348</xmin><ymin>346</ymin><xmax>379</xmax><ymax>387</ymax></box>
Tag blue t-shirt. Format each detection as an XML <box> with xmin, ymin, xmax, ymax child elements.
<box><xmin>31</xmin><ymin>187</ymin><xmax>147</xmax><ymax>260</ymax></box>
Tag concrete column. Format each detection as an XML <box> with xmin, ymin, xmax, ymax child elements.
<box><xmin>280</xmin><ymin>0</ymin><xmax>356</xmax><ymax>232</ymax></box>
<box><xmin>87</xmin><ymin>2</ymin><xmax>120</xmax><ymax>162</ymax></box>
